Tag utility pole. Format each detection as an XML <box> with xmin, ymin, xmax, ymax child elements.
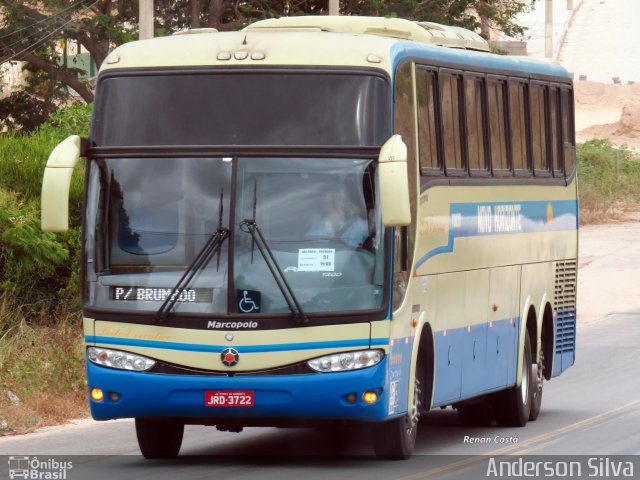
<box><xmin>139</xmin><ymin>0</ymin><xmax>154</xmax><ymax>40</ymax></box>
<box><xmin>329</xmin><ymin>0</ymin><xmax>339</xmax><ymax>16</ymax></box>
<box><xmin>545</xmin><ymin>0</ymin><xmax>553</xmax><ymax>58</ymax></box>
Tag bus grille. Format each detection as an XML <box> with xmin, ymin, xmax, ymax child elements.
<box><xmin>554</xmin><ymin>260</ymin><xmax>577</xmax><ymax>354</ymax></box>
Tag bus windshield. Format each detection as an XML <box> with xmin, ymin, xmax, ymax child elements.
<box><xmin>91</xmin><ymin>72</ymin><xmax>389</xmax><ymax>147</ymax></box>
<box><xmin>84</xmin><ymin>157</ymin><xmax>386</xmax><ymax>317</ymax></box>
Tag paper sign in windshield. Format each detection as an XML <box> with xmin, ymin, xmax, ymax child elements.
<box><xmin>298</xmin><ymin>248</ymin><xmax>335</xmax><ymax>272</ymax></box>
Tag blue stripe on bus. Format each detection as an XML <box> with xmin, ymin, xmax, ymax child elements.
<box><xmin>416</xmin><ymin>200</ymin><xmax>578</xmax><ymax>269</ymax></box>
<box><xmin>390</xmin><ymin>42</ymin><xmax>572</xmax><ymax>79</ymax></box>
<box><xmin>85</xmin><ymin>336</ymin><xmax>390</xmax><ymax>354</ymax></box>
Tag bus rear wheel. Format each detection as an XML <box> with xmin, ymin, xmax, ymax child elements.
<box><xmin>529</xmin><ymin>346</ymin><xmax>544</xmax><ymax>421</ymax></box>
<box><xmin>493</xmin><ymin>330</ymin><xmax>534</xmax><ymax>427</ymax></box>
<box><xmin>135</xmin><ymin>417</ymin><xmax>184</xmax><ymax>458</ymax></box>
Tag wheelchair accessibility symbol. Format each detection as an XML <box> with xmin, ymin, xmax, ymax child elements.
<box><xmin>237</xmin><ymin>289</ymin><xmax>261</xmax><ymax>313</ymax></box>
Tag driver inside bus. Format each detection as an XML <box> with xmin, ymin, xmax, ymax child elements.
<box><xmin>306</xmin><ymin>190</ymin><xmax>370</xmax><ymax>248</ymax></box>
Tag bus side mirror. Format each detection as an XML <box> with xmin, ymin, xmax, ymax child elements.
<box><xmin>378</xmin><ymin>135</ymin><xmax>411</xmax><ymax>226</ymax></box>
<box><xmin>41</xmin><ymin>135</ymin><xmax>82</xmax><ymax>232</ymax></box>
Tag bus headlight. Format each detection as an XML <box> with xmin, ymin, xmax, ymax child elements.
<box><xmin>87</xmin><ymin>347</ymin><xmax>155</xmax><ymax>372</ymax></box>
<box><xmin>308</xmin><ymin>350</ymin><xmax>384</xmax><ymax>373</ymax></box>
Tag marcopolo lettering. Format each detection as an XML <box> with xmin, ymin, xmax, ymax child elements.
<box><xmin>207</xmin><ymin>321</ymin><xmax>259</xmax><ymax>330</ymax></box>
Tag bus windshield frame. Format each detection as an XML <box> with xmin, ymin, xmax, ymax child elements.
<box><xmin>83</xmin><ymin>153</ymin><xmax>391</xmax><ymax>327</ymax></box>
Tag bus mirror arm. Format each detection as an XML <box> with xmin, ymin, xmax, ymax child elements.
<box><xmin>41</xmin><ymin>135</ymin><xmax>84</xmax><ymax>232</ymax></box>
<box><xmin>378</xmin><ymin>135</ymin><xmax>411</xmax><ymax>227</ymax></box>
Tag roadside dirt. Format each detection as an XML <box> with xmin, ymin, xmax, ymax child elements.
<box><xmin>577</xmin><ymin>220</ymin><xmax>640</xmax><ymax>324</ymax></box>
<box><xmin>574</xmin><ymin>81</ymin><xmax>640</xmax><ymax>150</ymax></box>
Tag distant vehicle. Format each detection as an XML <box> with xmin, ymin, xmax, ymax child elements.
<box><xmin>41</xmin><ymin>15</ymin><xmax>577</xmax><ymax>459</ymax></box>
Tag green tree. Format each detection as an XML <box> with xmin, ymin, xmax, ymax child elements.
<box><xmin>1</xmin><ymin>0</ymin><xmax>534</xmax><ymax>127</ymax></box>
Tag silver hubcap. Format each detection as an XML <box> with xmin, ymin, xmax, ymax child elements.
<box><xmin>407</xmin><ymin>379</ymin><xmax>421</xmax><ymax>435</ymax></box>
<box><xmin>521</xmin><ymin>357</ymin><xmax>529</xmax><ymax>405</ymax></box>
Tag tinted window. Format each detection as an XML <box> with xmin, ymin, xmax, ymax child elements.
<box><xmin>440</xmin><ymin>73</ymin><xmax>464</xmax><ymax>172</ymax></box>
<box><xmin>416</xmin><ymin>68</ymin><xmax>440</xmax><ymax>171</ymax></box>
<box><xmin>561</xmin><ymin>87</ymin><xmax>576</xmax><ymax>174</ymax></box>
<box><xmin>488</xmin><ymin>79</ymin><xmax>509</xmax><ymax>172</ymax></box>
<box><xmin>531</xmin><ymin>84</ymin><xmax>549</xmax><ymax>174</ymax></box>
<box><xmin>93</xmin><ymin>72</ymin><xmax>389</xmax><ymax>147</ymax></box>
<box><xmin>465</xmin><ymin>76</ymin><xmax>487</xmax><ymax>173</ymax></box>
<box><xmin>393</xmin><ymin>62</ymin><xmax>418</xmax><ymax>276</ymax></box>
<box><xmin>549</xmin><ymin>86</ymin><xmax>563</xmax><ymax>175</ymax></box>
<box><xmin>509</xmin><ymin>81</ymin><xmax>529</xmax><ymax>172</ymax></box>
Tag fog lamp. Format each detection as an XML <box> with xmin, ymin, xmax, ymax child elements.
<box><xmin>363</xmin><ymin>391</ymin><xmax>379</xmax><ymax>404</ymax></box>
<box><xmin>90</xmin><ymin>388</ymin><xmax>104</xmax><ymax>402</ymax></box>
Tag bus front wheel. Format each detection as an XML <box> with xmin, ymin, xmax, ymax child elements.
<box><xmin>372</xmin><ymin>377</ymin><xmax>421</xmax><ymax>459</ymax></box>
<box><xmin>135</xmin><ymin>417</ymin><xmax>184</xmax><ymax>458</ymax></box>
<box><xmin>493</xmin><ymin>330</ymin><xmax>534</xmax><ymax>427</ymax></box>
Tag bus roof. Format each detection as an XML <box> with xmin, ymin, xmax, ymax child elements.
<box><xmin>245</xmin><ymin>16</ymin><xmax>490</xmax><ymax>52</ymax></box>
<box><xmin>100</xmin><ymin>17</ymin><xmax>571</xmax><ymax>82</ymax></box>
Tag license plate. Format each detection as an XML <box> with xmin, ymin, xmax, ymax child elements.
<box><xmin>205</xmin><ymin>390</ymin><xmax>254</xmax><ymax>407</ymax></box>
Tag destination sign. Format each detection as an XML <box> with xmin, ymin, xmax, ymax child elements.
<box><xmin>111</xmin><ymin>287</ymin><xmax>213</xmax><ymax>303</ymax></box>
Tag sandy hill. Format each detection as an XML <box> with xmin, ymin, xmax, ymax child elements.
<box><xmin>574</xmin><ymin>81</ymin><xmax>640</xmax><ymax>150</ymax></box>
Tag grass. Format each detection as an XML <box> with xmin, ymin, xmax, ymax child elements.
<box><xmin>0</xmin><ymin>297</ymin><xmax>86</xmax><ymax>436</ymax></box>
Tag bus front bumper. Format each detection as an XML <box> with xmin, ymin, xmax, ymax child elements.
<box><xmin>87</xmin><ymin>359</ymin><xmax>391</xmax><ymax>423</ymax></box>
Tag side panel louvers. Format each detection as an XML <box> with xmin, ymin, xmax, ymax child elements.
<box><xmin>553</xmin><ymin>260</ymin><xmax>577</xmax><ymax>376</ymax></box>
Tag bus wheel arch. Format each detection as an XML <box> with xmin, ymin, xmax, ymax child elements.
<box><xmin>414</xmin><ymin>322</ymin><xmax>435</xmax><ymax>415</ymax></box>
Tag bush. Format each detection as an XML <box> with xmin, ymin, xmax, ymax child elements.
<box><xmin>0</xmin><ymin>189</ymin><xmax>69</xmax><ymax>295</ymax></box>
<box><xmin>577</xmin><ymin>139</ymin><xmax>640</xmax><ymax>223</ymax></box>
<box><xmin>0</xmin><ymin>104</ymin><xmax>90</xmax><ymax>318</ymax></box>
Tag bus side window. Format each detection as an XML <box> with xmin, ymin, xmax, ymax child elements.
<box><xmin>561</xmin><ymin>87</ymin><xmax>576</xmax><ymax>175</ymax></box>
<box><xmin>509</xmin><ymin>80</ymin><xmax>530</xmax><ymax>175</ymax></box>
<box><xmin>393</xmin><ymin>63</ymin><xmax>419</xmax><ymax>308</ymax></box>
<box><xmin>465</xmin><ymin>75</ymin><xmax>488</xmax><ymax>175</ymax></box>
<box><xmin>550</xmin><ymin>86</ymin><xmax>564</xmax><ymax>177</ymax></box>
<box><xmin>416</xmin><ymin>67</ymin><xmax>441</xmax><ymax>174</ymax></box>
<box><xmin>487</xmin><ymin>77</ymin><xmax>509</xmax><ymax>175</ymax></box>
<box><xmin>440</xmin><ymin>71</ymin><xmax>465</xmax><ymax>175</ymax></box>
<box><xmin>531</xmin><ymin>83</ymin><xmax>550</xmax><ymax>175</ymax></box>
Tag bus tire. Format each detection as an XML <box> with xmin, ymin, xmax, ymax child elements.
<box><xmin>372</xmin><ymin>377</ymin><xmax>421</xmax><ymax>460</ymax></box>
<box><xmin>135</xmin><ymin>417</ymin><xmax>184</xmax><ymax>459</ymax></box>
<box><xmin>493</xmin><ymin>330</ymin><xmax>533</xmax><ymax>427</ymax></box>
<box><xmin>529</xmin><ymin>345</ymin><xmax>544</xmax><ymax>421</ymax></box>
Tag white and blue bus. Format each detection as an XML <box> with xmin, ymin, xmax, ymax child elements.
<box><xmin>41</xmin><ymin>16</ymin><xmax>577</xmax><ymax>459</ymax></box>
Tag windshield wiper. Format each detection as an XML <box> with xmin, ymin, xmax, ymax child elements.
<box><xmin>239</xmin><ymin>219</ymin><xmax>308</xmax><ymax>325</ymax></box>
<box><xmin>155</xmin><ymin>190</ymin><xmax>228</xmax><ymax>323</ymax></box>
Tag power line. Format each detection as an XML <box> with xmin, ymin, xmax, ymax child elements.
<box><xmin>0</xmin><ymin>0</ymin><xmax>100</xmax><ymax>66</ymax></box>
<box><xmin>0</xmin><ymin>0</ymin><xmax>88</xmax><ymax>41</ymax></box>
<box><xmin>0</xmin><ymin>8</ymin><xmax>82</xmax><ymax>55</ymax></box>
